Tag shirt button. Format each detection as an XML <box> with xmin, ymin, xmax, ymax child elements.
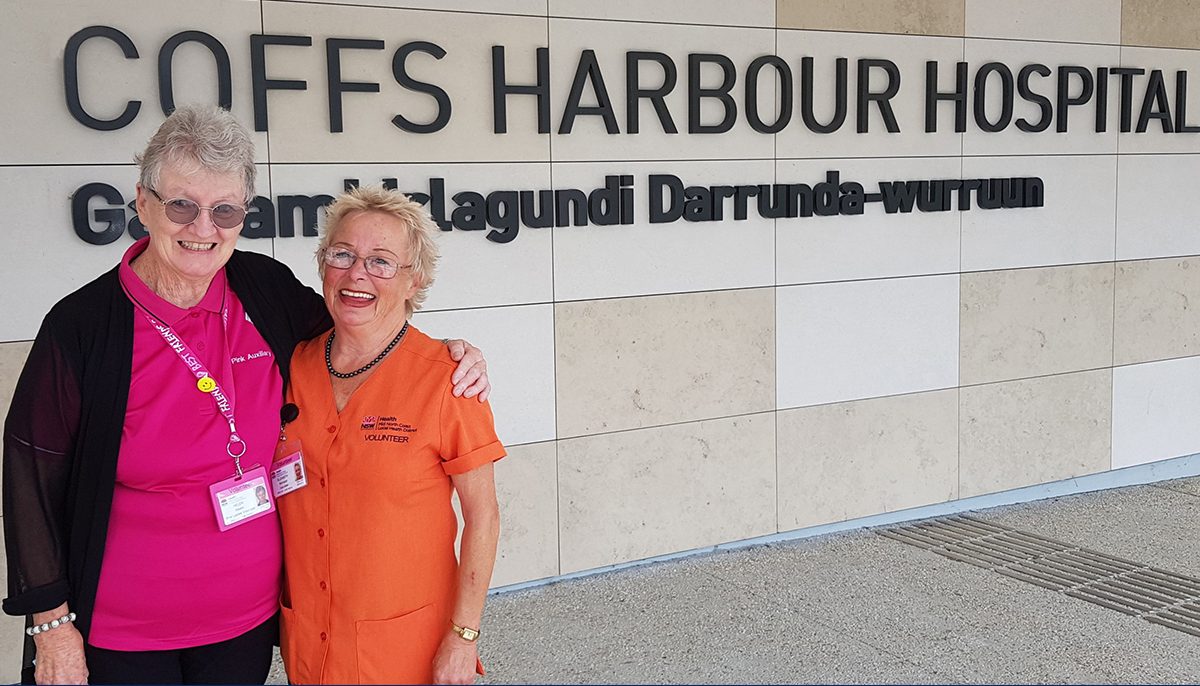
<box><xmin>190</xmin><ymin>312</ymin><xmax>200</xmax><ymax>319</ymax></box>
<box><xmin>320</xmin><ymin>581</ymin><xmax>327</xmax><ymax>590</ymax></box>
<box><xmin>327</xmin><ymin>425</ymin><xmax>336</xmax><ymax>434</ymax></box>
<box><xmin>320</xmin><ymin>632</ymin><xmax>327</xmax><ymax>641</ymax></box>
<box><xmin>317</xmin><ymin>528</ymin><xmax>325</xmax><ymax>538</ymax></box>
<box><xmin>195</xmin><ymin>341</ymin><xmax>206</xmax><ymax>351</ymax></box>
<box><xmin>320</xmin><ymin>478</ymin><xmax>326</xmax><ymax>487</ymax></box>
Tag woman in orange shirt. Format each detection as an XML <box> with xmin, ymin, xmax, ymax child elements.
<box><xmin>276</xmin><ymin>185</ymin><xmax>504</xmax><ymax>684</ymax></box>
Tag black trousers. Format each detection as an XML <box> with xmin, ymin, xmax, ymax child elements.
<box><xmin>83</xmin><ymin>615</ymin><xmax>277</xmax><ymax>685</ymax></box>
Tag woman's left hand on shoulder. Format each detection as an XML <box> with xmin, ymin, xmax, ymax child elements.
<box><xmin>446</xmin><ymin>339</ymin><xmax>490</xmax><ymax>402</ymax></box>
<box><xmin>431</xmin><ymin>629</ymin><xmax>480</xmax><ymax>685</ymax></box>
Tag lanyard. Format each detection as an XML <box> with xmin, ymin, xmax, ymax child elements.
<box><xmin>128</xmin><ymin>290</ymin><xmax>248</xmax><ymax>477</ymax></box>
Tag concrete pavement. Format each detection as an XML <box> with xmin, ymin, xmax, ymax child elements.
<box><xmin>268</xmin><ymin>476</ymin><xmax>1200</xmax><ymax>683</ymax></box>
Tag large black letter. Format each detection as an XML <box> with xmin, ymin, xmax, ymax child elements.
<box><xmin>1015</xmin><ymin>64</ymin><xmax>1052</xmax><ymax>132</ymax></box>
<box><xmin>1136</xmin><ymin>69</ymin><xmax>1173</xmax><ymax>133</ymax></box>
<box><xmin>1176</xmin><ymin>70</ymin><xmax>1200</xmax><ymax>133</ymax></box>
<box><xmin>326</xmin><ymin>38</ymin><xmax>384</xmax><ymax>133</ymax></box>
<box><xmin>745</xmin><ymin>55</ymin><xmax>792</xmax><ymax>134</ymax></box>
<box><xmin>391</xmin><ymin>41</ymin><xmax>451</xmax><ymax>133</ymax></box>
<box><xmin>801</xmin><ymin>56</ymin><xmax>848</xmax><ymax>134</ymax></box>
<box><xmin>1056</xmin><ymin>65</ymin><xmax>1094</xmax><ymax>133</ymax></box>
<box><xmin>924</xmin><ymin>60</ymin><xmax>967</xmax><ymax>133</ymax></box>
<box><xmin>251</xmin><ymin>34</ymin><xmax>312</xmax><ymax>131</ymax></box>
<box><xmin>72</xmin><ymin>183</ymin><xmax>127</xmax><ymax>245</ymax></box>
<box><xmin>559</xmin><ymin>49</ymin><xmax>619</xmax><ymax>134</ymax></box>
<box><xmin>973</xmin><ymin>62</ymin><xmax>1014</xmax><ymax>133</ymax></box>
<box><xmin>64</xmin><ymin>26</ymin><xmax>141</xmax><ymax>131</ymax></box>
<box><xmin>159</xmin><ymin>31</ymin><xmax>232</xmax><ymax>115</ymax></box>
<box><xmin>688</xmin><ymin>54</ymin><xmax>737</xmax><ymax>134</ymax></box>
<box><xmin>492</xmin><ymin>45</ymin><xmax>550</xmax><ymax>134</ymax></box>
<box><xmin>626</xmin><ymin>51</ymin><xmax>678</xmax><ymax>134</ymax></box>
<box><xmin>858</xmin><ymin>59</ymin><xmax>900</xmax><ymax>133</ymax></box>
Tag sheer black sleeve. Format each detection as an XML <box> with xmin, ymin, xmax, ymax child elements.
<box><xmin>2</xmin><ymin>318</ymin><xmax>79</xmax><ymax>615</ymax></box>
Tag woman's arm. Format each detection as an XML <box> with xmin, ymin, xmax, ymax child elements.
<box><xmin>3</xmin><ymin>320</ymin><xmax>87</xmax><ymax>684</ymax></box>
<box><xmin>432</xmin><ymin>463</ymin><xmax>500</xmax><ymax>685</ymax></box>
<box><xmin>30</xmin><ymin>603</ymin><xmax>87</xmax><ymax>685</ymax></box>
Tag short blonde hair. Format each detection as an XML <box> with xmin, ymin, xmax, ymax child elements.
<box><xmin>318</xmin><ymin>185</ymin><xmax>439</xmax><ymax>317</ymax></box>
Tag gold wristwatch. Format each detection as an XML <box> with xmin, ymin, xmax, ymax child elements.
<box><xmin>451</xmin><ymin>622</ymin><xmax>480</xmax><ymax>641</ymax></box>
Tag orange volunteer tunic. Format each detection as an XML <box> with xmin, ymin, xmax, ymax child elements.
<box><xmin>278</xmin><ymin>326</ymin><xmax>505</xmax><ymax>684</ymax></box>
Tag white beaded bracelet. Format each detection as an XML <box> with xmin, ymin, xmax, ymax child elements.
<box><xmin>25</xmin><ymin>612</ymin><xmax>76</xmax><ymax>636</ymax></box>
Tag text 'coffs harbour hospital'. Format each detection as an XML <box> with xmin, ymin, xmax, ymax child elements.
<box><xmin>5</xmin><ymin>0</ymin><xmax>1200</xmax><ymax>680</ymax></box>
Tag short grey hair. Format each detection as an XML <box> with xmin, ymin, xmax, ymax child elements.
<box><xmin>135</xmin><ymin>104</ymin><xmax>257</xmax><ymax>202</ymax></box>
<box><xmin>318</xmin><ymin>185</ymin><xmax>439</xmax><ymax>318</ymax></box>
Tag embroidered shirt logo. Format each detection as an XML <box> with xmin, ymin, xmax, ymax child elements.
<box><xmin>230</xmin><ymin>349</ymin><xmax>272</xmax><ymax>365</ymax></box>
<box><xmin>360</xmin><ymin>415</ymin><xmax>417</xmax><ymax>443</ymax></box>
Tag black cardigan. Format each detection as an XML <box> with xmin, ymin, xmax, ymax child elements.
<box><xmin>2</xmin><ymin>250</ymin><xmax>331</xmax><ymax>638</ymax></box>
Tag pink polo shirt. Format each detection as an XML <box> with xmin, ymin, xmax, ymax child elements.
<box><xmin>89</xmin><ymin>238</ymin><xmax>283</xmax><ymax>650</ymax></box>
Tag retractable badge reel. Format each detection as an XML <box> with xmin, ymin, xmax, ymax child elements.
<box><xmin>270</xmin><ymin>403</ymin><xmax>309</xmax><ymax>497</ymax></box>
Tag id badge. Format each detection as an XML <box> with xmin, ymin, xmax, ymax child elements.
<box><xmin>270</xmin><ymin>439</ymin><xmax>309</xmax><ymax>497</ymax></box>
<box><xmin>209</xmin><ymin>464</ymin><xmax>275</xmax><ymax>532</ymax></box>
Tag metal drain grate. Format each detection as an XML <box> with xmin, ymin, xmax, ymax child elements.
<box><xmin>879</xmin><ymin>514</ymin><xmax>1200</xmax><ymax>637</ymax></box>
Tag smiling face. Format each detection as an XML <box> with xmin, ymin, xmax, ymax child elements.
<box><xmin>321</xmin><ymin>210</ymin><xmax>420</xmax><ymax>332</ymax></box>
<box><xmin>134</xmin><ymin>163</ymin><xmax>245</xmax><ymax>287</ymax></box>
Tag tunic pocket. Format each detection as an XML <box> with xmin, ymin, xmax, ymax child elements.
<box><xmin>278</xmin><ymin>602</ymin><xmax>310</xmax><ymax>684</ymax></box>
<box><xmin>355</xmin><ymin>603</ymin><xmax>442</xmax><ymax>684</ymax></box>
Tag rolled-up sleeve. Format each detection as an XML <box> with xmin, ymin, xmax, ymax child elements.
<box><xmin>437</xmin><ymin>386</ymin><xmax>505</xmax><ymax>477</ymax></box>
<box><xmin>2</xmin><ymin>318</ymin><xmax>79</xmax><ymax>615</ymax></box>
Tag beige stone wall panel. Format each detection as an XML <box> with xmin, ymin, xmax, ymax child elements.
<box><xmin>1114</xmin><ymin>257</ymin><xmax>1200</xmax><ymax>366</ymax></box>
<box><xmin>547</xmin><ymin>18</ymin><xmax>776</xmax><ymax>162</ymax></box>
<box><xmin>1122</xmin><ymin>0</ymin><xmax>1200</xmax><ymax>48</ymax></box>
<box><xmin>777</xmin><ymin>389</ymin><xmax>959</xmax><ymax>531</ymax></box>
<box><xmin>1113</xmin><ymin>356</ymin><xmax>1200</xmax><ymax>468</ymax></box>
<box><xmin>551</xmin><ymin>161</ymin><xmax>776</xmax><ymax>302</ymax></box>
<box><xmin>260</xmin><ymin>2</ymin><xmax>550</xmax><ymax>163</ymax></box>
<box><xmin>965</xmin><ymin>0</ymin><xmax>1121</xmax><ymax>43</ymax></box>
<box><xmin>1116</xmin><ymin>155</ymin><xmax>1200</xmax><ymax>260</ymax></box>
<box><xmin>550</xmin><ymin>0</ymin><xmax>776</xmax><ymax>27</ymax></box>
<box><xmin>414</xmin><ymin>305</ymin><xmax>557</xmax><ymax>447</ymax></box>
<box><xmin>777</xmin><ymin>0</ymin><xmax>965</xmax><ymax>36</ymax></box>
<box><xmin>0</xmin><ymin>165</ymin><xmax>272</xmax><ymax>343</ymax></box>
<box><xmin>491</xmin><ymin>442</ymin><xmax>559</xmax><ymax>587</ymax></box>
<box><xmin>959</xmin><ymin>264</ymin><xmax>1115</xmax><ymax>386</ymax></box>
<box><xmin>1</xmin><ymin>0</ymin><xmax>268</xmax><ymax>165</ymax></box>
<box><xmin>959</xmin><ymin>370</ymin><xmax>1112</xmax><ymax>497</ymax></box>
<box><xmin>557</xmin><ymin>413</ymin><xmax>776</xmax><ymax>573</ymax></box>
<box><xmin>777</xmin><ymin>275</ymin><xmax>961</xmax><ymax>408</ymax></box>
<box><xmin>555</xmin><ymin>289</ymin><xmax>775</xmax><ymax>438</ymax></box>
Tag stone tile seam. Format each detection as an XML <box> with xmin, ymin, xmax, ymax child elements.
<box><xmin>547</xmin><ymin>351</ymin><xmax>1181</xmax><ymax>442</ymax></box>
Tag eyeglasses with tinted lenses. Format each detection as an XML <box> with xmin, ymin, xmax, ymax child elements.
<box><xmin>147</xmin><ymin>188</ymin><xmax>247</xmax><ymax>229</ymax></box>
<box><xmin>321</xmin><ymin>248</ymin><xmax>408</xmax><ymax>279</ymax></box>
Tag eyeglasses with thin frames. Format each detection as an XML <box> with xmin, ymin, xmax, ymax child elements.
<box><xmin>320</xmin><ymin>247</ymin><xmax>410</xmax><ymax>279</ymax></box>
<box><xmin>146</xmin><ymin>187</ymin><xmax>248</xmax><ymax>230</ymax></box>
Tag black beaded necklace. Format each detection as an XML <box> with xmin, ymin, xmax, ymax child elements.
<box><xmin>325</xmin><ymin>322</ymin><xmax>409</xmax><ymax>379</ymax></box>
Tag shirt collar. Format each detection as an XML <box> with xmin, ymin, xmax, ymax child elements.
<box><xmin>118</xmin><ymin>237</ymin><xmax>227</xmax><ymax>325</ymax></box>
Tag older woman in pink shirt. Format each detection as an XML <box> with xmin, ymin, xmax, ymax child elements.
<box><xmin>2</xmin><ymin>104</ymin><xmax>491</xmax><ymax>685</ymax></box>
